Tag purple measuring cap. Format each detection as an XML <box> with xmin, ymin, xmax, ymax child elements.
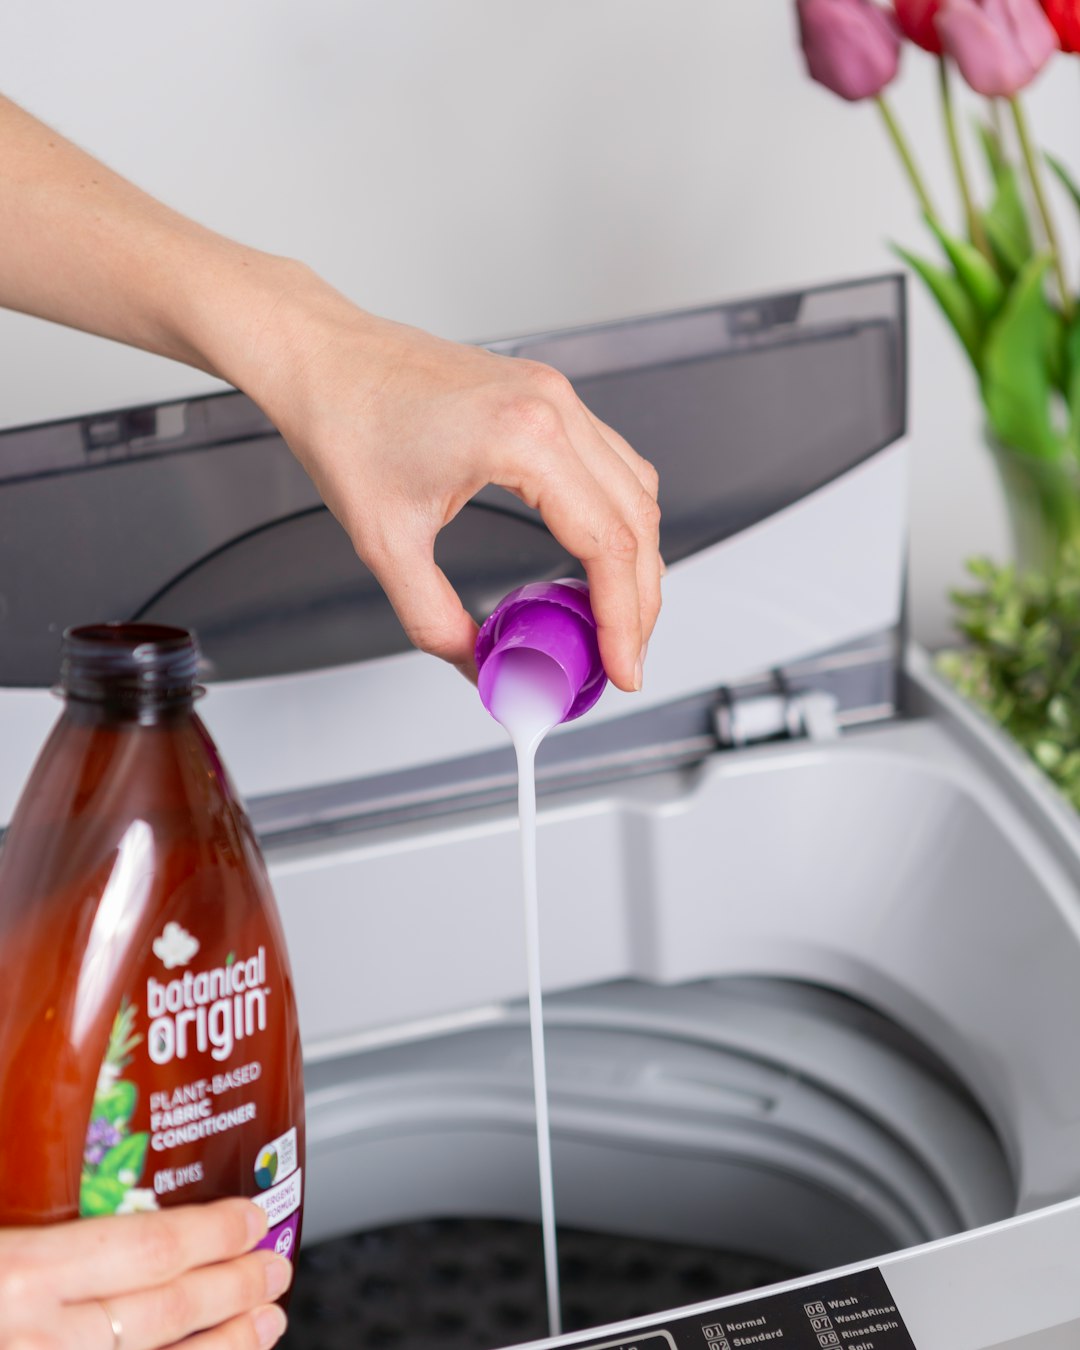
<box><xmin>475</xmin><ymin>578</ymin><xmax>607</xmax><ymax>725</ymax></box>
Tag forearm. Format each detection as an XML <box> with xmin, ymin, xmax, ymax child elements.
<box><xmin>0</xmin><ymin>92</ymin><xmax>660</xmax><ymax>688</ymax></box>
<box><xmin>0</xmin><ymin>94</ymin><xmax>315</xmax><ymax>392</ymax></box>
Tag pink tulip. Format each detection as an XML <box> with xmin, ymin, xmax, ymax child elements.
<box><xmin>797</xmin><ymin>0</ymin><xmax>903</xmax><ymax>101</ymax></box>
<box><xmin>937</xmin><ymin>0</ymin><xmax>1059</xmax><ymax>95</ymax></box>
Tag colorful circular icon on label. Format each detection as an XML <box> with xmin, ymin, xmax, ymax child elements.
<box><xmin>254</xmin><ymin>1145</ymin><xmax>278</xmax><ymax>1190</ymax></box>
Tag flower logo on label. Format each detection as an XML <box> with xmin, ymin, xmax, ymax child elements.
<box><xmin>152</xmin><ymin>922</ymin><xmax>200</xmax><ymax>970</ymax></box>
<box><xmin>116</xmin><ymin>1188</ymin><xmax>160</xmax><ymax>1214</ymax></box>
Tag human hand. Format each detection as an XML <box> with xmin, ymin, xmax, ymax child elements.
<box><xmin>234</xmin><ymin>269</ymin><xmax>662</xmax><ymax>691</ymax></box>
<box><xmin>0</xmin><ymin>97</ymin><xmax>660</xmax><ymax>687</ymax></box>
<box><xmin>0</xmin><ymin>1198</ymin><xmax>291</xmax><ymax>1350</ymax></box>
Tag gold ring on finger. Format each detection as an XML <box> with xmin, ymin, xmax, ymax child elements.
<box><xmin>97</xmin><ymin>1298</ymin><xmax>123</xmax><ymax>1350</ymax></box>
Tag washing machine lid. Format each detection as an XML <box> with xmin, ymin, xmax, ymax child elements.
<box><xmin>0</xmin><ymin>273</ymin><xmax>906</xmax><ymax>819</ymax></box>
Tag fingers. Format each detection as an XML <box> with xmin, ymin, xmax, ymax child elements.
<box><xmin>281</xmin><ymin>318</ymin><xmax>661</xmax><ymax>690</ymax></box>
<box><xmin>584</xmin><ymin>410</ymin><xmax>666</xmax><ymax>590</ymax></box>
<box><xmin>0</xmin><ymin>1205</ymin><xmax>286</xmax><ymax>1350</ymax></box>
<box><xmin>516</xmin><ymin>445</ymin><xmax>646</xmax><ymax>692</ymax></box>
<box><xmin>62</xmin><ymin>1250</ymin><xmax>292</xmax><ymax>1350</ymax></box>
<box><xmin>571</xmin><ymin>407</ymin><xmax>662</xmax><ymax>651</ymax></box>
<box><xmin>583</xmin><ymin>407</ymin><xmax>660</xmax><ymax>500</ymax></box>
<box><xmin>364</xmin><ymin>530</ymin><xmax>480</xmax><ymax>678</ymax></box>
<box><xmin>13</xmin><ymin>1200</ymin><xmax>265</xmax><ymax>1305</ymax></box>
<box><xmin>497</xmin><ymin>372</ymin><xmax>662</xmax><ymax>692</ymax></box>
<box><xmin>178</xmin><ymin>1305</ymin><xmax>288</xmax><ymax>1350</ymax></box>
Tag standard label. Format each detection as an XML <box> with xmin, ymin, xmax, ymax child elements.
<box><xmin>577</xmin><ymin>1268</ymin><xmax>915</xmax><ymax>1350</ymax></box>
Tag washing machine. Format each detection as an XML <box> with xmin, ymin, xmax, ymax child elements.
<box><xmin>2</xmin><ymin>274</ymin><xmax>1079</xmax><ymax>1350</ymax></box>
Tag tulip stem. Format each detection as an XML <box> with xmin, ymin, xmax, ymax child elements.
<box><xmin>876</xmin><ymin>95</ymin><xmax>937</xmax><ymax>223</ymax></box>
<box><xmin>1010</xmin><ymin>96</ymin><xmax>1073</xmax><ymax>320</ymax></box>
<box><xmin>990</xmin><ymin>99</ymin><xmax>1006</xmax><ymax>150</ymax></box>
<box><xmin>938</xmin><ymin>58</ymin><xmax>992</xmax><ymax>261</ymax></box>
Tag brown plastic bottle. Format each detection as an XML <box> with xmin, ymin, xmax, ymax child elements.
<box><xmin>0</xmin><ymin>623</ymin><xmax>305</xmax><ymax>1268</ymax></box>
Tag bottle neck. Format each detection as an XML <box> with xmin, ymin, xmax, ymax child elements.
<box><xmin>59</xmin><ymin>622</ymin><xmax>201</xmax><ymax>726</ymax></box>
<box><xmin>61</xmin><ymin>691</ymin><xmax>198</xmax><ymax>728</ymax></box>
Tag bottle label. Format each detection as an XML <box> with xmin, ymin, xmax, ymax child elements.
<box><xmin>251</xmin><ymin>1127</ymin><xmax>303</xmax><ymax>1260</ymax></box>
<box><xmin>80</xmin><ymin>998</ymin><xmax>157</xmax><ymax>1218</ymax></box>
<box><xmin>80</xmin><ymin>921</ymin><xmax>301</xmax><ymax>1257</ymax></box>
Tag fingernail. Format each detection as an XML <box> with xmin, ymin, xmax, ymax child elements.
<box><xmin>633</xmin><ymin>657</ymin><xmax>643</xmax><ymax>691</ymax></box>
<box><xmin>245</xmin><ymin>1201</ymin><xmax>269</xmax><ymax>1246</ymax></box>
<box><xmin>254</xmin><ymin>1303</ymin><xmax>288</xmax><ymax>1349</ymax></box>
<box><xmin>265</xmin><ymin>1253</ymin><xmax>294</xmax><ymax>1300</ymax></box>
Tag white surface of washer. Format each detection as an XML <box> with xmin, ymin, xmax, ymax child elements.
<box><xmin>266</xmin><ymin>649</ymin><xmax>1080</xmax><ymax>1350</ymax></box>
<box><xmin>2</xmin><ymin>275</ymin><xmax>1077</xmax><ymax>1349</ymax></box>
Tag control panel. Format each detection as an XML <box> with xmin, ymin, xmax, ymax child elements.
<box><xmin>573</xmin><ymin>1268</ymin><xmax>914</xmax><ymax>1350</ymax></box>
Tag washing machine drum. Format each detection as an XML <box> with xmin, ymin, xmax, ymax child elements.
<box><xmin>291</xmin><ymin>978</ymin><xmax>1014</xmax><ymax>1345</ymax></box>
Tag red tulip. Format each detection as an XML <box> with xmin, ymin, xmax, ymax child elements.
<box><xmin>1041</xmin><ymin>0</ymin><xmax>1080</xmax><ymax>51</ymax></box>
<box><xmin>894</xmin><ymin>0</ymin><xmax>945</xmax><ymax>50</ymax></box>
<box><xmin>796</xmin><ymin>0</ymin><xmax>903</xmax><ymax>101</ymax></box>
<box><xmin>937</xmin><ymin>0</ymin><xmax>1058</xmax><ymax>95</ymax></box>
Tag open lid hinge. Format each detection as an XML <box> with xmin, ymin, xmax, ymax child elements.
<box><xmin>712</xmin><ymin>633</ymin><xmax>900</xmax><ymax>751</ymax></box>
<box><xmin>714</xmin><ymin>686</ymin><xmax>841</xmax><ymax>749</ymax></box>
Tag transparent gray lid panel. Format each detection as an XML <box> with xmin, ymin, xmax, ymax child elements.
<box><xmin>493</xmin><ymin>274</ymin><xmax>905</xmax><ymax>563</ymax></box>
<box><xmin>0</xmin><ymin>275</ymin><xmax>905</xmax><ymax>686</ymax></box>
<box><xmin>0</xmin><ymin>447</ymin><xmax>571</xmax><ymax>685</ymax></box>
<box><xmin>139</xmin><ymin>502</ymin><xmax>570</xmax><ymax>681</ymax></box>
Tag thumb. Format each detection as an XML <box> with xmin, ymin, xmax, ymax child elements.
<box><xmin>366</xmin><ymin>533</ymin><xmax>479</xmax><ymax>677</ymax></box>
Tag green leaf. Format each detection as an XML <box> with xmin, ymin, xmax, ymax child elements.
<box><xmin>894</xmin><ymin>244</ymin><xmax>983</xmax><ymax>369</ymax></box>
<box><xmin>982</xmin><ymin>167</ymin><xmax>1034</xmax><ymax>281</ymax></box>
<box><xmin>79</xmin><ymin>1175</ymin><xmax>127</xmax><ymax>1218</ymax></box>
<box><xmin>1047</xmin><ymin>307</ymin><xmax>1068</xmax><ymax>394</ymax></box>
<box><xmin>925</xmin><ymin>216</ymin><xmax>1006</xmax><ymax>323</ymax></box>
<box><xmin>987</xmin><ymin>620</ymin><xmax>1021</xmax><ymax>648</ymax></box>
<box><xmin>982</xmin><ymin>256</ymin><xmax>1063</xmax><ymax>460</ymax></box>
<box><xmin>967</xmin><ymin>556</ymin><xmax>998</xmax><ymax>582</ymax></box>
<box><xmin>977</xmin><ymin>122</ymin><xmax>1007</xmax><ymax>181</ymax></box>
<box><xmin>106</xmin><ymin>1000</ymin><xmax>142</xmax><ymax>1066</ymax></box>
<box><xmin>96</xmin><ymin>1080</ymin><xmax>137</xmax><ymax>1125</ymax></box>
<box><xmin>1047</xmin><ymin>153</ymin><xmax>1080</xmax><ymax>217</ymax></box>
<box><xmin>1067</xmin><ymin>314</ymin><xmax>1080</xmax><ymax>462</ymax></box>
<box><xmin>97</xmin><ymin>1133</ymin><xmax>149</xmax><ymax>1185</ymax></box>
<box><xmin>943</xmin><ymin>544</ymin><xmax>1080</xmax><ymax>814</ymax></box>
<box><xmin>1034</xmin><ymin>739</ymin><xmax>1064</xmax><ymax>770</ymax></box>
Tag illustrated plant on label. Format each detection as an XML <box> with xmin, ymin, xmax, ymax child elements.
<box><xmin>80</xmin><ymin>999</ymin><xmax>157</xmax><ymax>1216</ymax></box>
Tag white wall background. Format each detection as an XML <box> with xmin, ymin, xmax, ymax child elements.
<box><xmin>0</xmin><ymin>1</ymin><xmax>1077</xmax><ymax>647</ymax></box>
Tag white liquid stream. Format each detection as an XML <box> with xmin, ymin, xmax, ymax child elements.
<box><xmin>488</xmin><ymin>650</ymin><xmax>571</xmax><ymax>1338</ymax></box>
